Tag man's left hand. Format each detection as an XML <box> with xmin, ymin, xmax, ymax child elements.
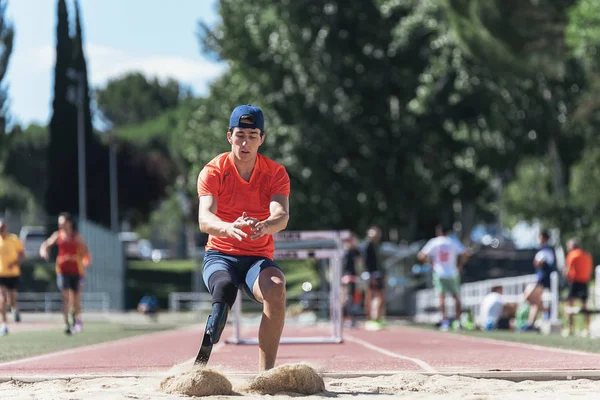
<box><xmin>249</xmin><ymin>220</ymin><xmax>270</xmax><ymax>240</ymax></box>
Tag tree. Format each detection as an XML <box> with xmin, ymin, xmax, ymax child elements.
<box><xmin>95</xmin><ymin>72</ymin><xmax>190</xmax><ymax>127</ymax></box>
<box><xmin>45</xmin><ymin>0</ymin><xmax>111</xmax><ymax>226</ymax></box>
<box><xmin>444</xmin><ymin>0</ymin><xmax>585</xmax><ymax>204</ymax></box>
<box><xmin>0</xmin><ymin>0</ymin><xmax>27</xmax><ymax>215</ymax></box>
<box><xmin>45</xmin><ymin>0</ymin><xmax>78</xmax><ymax>220</ymax></box>
<box><xmin>72</xmin><ymin>0</ymin><xmax>110</xmax><ymax>226</ymax></box>
<box><xmin>191</xmin><ymin>0</ymin><xmax>439</xmax><ymax>236</ymax></box>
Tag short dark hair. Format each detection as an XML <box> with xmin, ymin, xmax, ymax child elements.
<box><xmin>539</xmin><ymin>230</ymin><xmax>550</xmax><ymax>241</ymax></box>
<box><xmin>228</xmin><ymin>126</ymin><xmax>265</xmax><ymax>137</ymax></box>
<box><xmin>59</xmin><ymin>212</ymin><xmax>73</xmax><ymax>223</ymax></box>
<box><xmin>436</xmin><ymin>224</ymin><xmax>453</xmax><ymax>235</ymax></box>
<box><xmin>491</xmin><ymin>285</ymin><xmax>503</xmax><ymax>293</ymax></box>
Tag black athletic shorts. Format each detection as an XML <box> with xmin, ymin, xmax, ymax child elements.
<box><xmin>568</xmin><ymin>282</ymin><xmax>589</xmax><ymax>301</ymax></box>
<box><xmin>57</xmin><ymin>274</ymin><xmax>81</xmax><ymax>292</ymax></box>
<box><xmin>368</xmin><ymin>271</ymin><xmax>385</xmax><ymax>291</ymax></box>
<box><xmin>0</xmin><ymin>277</ymin><xmax>19</xmax><ymax>290</ymax></box>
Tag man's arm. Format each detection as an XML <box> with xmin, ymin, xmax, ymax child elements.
<box><xmin>198</xmin><ymin>195</ymin><xmax>249</xmax><ymax>241</ymax></box>
<box><xmin>250</xmin><ymin>194</ymin><xmax>289</xmax><ymax>240</ymax></box>
<box><xmin>417</xmin><ymin>240</ymin><xmax>433</xmax><ymax>263</ymax></box>
<box><xmin>75</xmin><ymin>234</ymin><xmax>91</xmax><ymax>266</ymax></box>
<box><xmin>457</xmin><ymin>251</ymin><xmax>469</xmax><ymax>271</ymax></box>
<box><xmin>10</xmin><ymin>241</ymin><xmax>25</xmax><ymax>270</ymax></box>
<box><xmin>533</xmin><ymin>251</ymin><xmax>545</xmax><ymax>268</ymax></box>
<box><xmin>39</xmin><ymin>231</ymin><xmax>59</xmax><ymax>260</ymax></box>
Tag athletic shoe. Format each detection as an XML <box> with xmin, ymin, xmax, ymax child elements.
<box><xmin>65</xmin><ymin>325</ymin><xmax>73</xmax><ymax>335</ymax></box>
<box><xmin>0</xmin><ymin>325</ymin><xmax>7</xmax><ymax>336</ymax></box>
<box><xmin>73</xmin><ymin>321</ymin><xmax>83</xmax><ymax>333</ymax></box>
<box><xmin>439</xmin><ymin>320</ymin><xmax>450</xmax><ymax>332</ymax></box>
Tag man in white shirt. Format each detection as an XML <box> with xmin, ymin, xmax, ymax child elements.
<box><xmin>479</xmin><ymin>286</ymin><xmax>504</xmax><ymax>330</ymax></box>
<box><xmin>418</xmin><ymin>224</ymin><xmax>468</xmax><ymax>330</ymax></box>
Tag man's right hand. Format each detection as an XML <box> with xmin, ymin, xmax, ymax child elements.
<box><xmin>227</xmin><ymin>216</ymin><xmax>251</xmax><ymax>241</ymax></box>
<box><xmin>39</xmin><ymin>247</ymin><xmax>49</xmax><ymax>260</ymax></box>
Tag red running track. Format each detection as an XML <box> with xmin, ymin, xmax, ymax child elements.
<box><xmin>0</xmin><ymin>324</ymin><xmax>599</xmax><ymax>377</ymax></box>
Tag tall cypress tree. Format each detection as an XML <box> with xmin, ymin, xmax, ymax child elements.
<box><xmin>45</xmin><ymin>0</ymin><xmax>78</xmax><ymax>221</ymax></box>
<box><xmin>0</xmin><ymin>0</ymin><xmax>13</xmax><ymax>166</ymax></box>
<box><xmin>72</xmin><ymin>0</ymin><xmax>110</xmax><ymax>226</ymax></box>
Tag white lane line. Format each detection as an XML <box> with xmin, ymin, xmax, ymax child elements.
<box><xmin>403</xmin><ymin>325</ymin><xmax>600</xmax><ymax>357</ymax></box>
<box><xmin>444</xmin><ymin>332</ymin><xmax>600</xmax><ymax>357</ymax></box>
<box><xmin>0</xmin><ymin>324</ymin><xmax>203</xmax><ymax>368</ymax></box>
<box><xmin>345</xmin><ymin>334</ymin><xmax>437</xmax><ymax>373</ymax></box>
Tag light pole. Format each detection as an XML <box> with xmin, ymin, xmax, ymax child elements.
<box><xmin>76</xmin><ymin>71</ymin><xmax>87</xmax><ymax>222</ymax></box>
<box><xmin>109</xmin><ymin>130</ymin><xmax>119</xmax><ymax>232</ymax></box>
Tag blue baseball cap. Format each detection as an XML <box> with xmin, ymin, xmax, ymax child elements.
<box><xmin>229</xmin><ymin>104</ymin><xmax>264</xmax><ymax>132</ymax></box>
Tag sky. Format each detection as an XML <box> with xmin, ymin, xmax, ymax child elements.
<box><xmin>5</xmin><ymin>0</ymin><xmax>226</xmax><ymax>127</ymax></box>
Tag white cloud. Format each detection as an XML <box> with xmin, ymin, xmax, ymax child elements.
<box><xmin>9</xmin><ymin>43</ymin><xmax>226</xmax><ymax>124</ymax></box>
<box><xmin>84</xmin><ymin>44</ymin><xmax>226</xmax><ymax>90</ymax></box>
<box><xmin>26</xmin><ymin>43</ymin><xmax>226</xmax><ymax>90</ymax></box>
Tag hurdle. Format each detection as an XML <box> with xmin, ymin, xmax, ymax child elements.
<box><xmin>226</xmin><ymin>230</ymin><xmax>349</xmax><ymax>345</ymax></box>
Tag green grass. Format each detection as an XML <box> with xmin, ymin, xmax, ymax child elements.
<box><xmin>416</xmin><ymin>324</ymin><xmax>600</xmax><ymax>354</ymax></box>
<box><xmin>0</xmin><ymin>322</ymin><xmax>170</xmax><ymax>362</ymax></box>
<box><xmin>128</xmin><ymin>260</ymin><xmax>195</xmax><ymax>272</ymax></box>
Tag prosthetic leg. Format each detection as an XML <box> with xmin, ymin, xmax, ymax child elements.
<box><xmin>194</xmin><ymin>302</ymin><xmax>229</xmax><ymax>366</ymax></box>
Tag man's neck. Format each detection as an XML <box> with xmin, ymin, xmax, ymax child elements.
<box><xmin>232</xmin><ymin>153</ymin><xmax>258</xmax><ymax>181</ymax></box>
<box><xmin>0</xmin><ymin>233</ymin><xmax>6</xmax><ymax>239</ymax></box>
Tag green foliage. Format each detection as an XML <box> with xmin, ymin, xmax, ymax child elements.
<box><xmin>5</xmin><ymin>124</ymin><xmax>48</xmax><ymax>203</ymax></box>
<box><xmin>0</xmin><ymin>175</ymin><xmax>36</xmax><ymax>215</ymax></box>
<box><xmin>96</xmin><ymin>72</ymin><xmax>190</xmax><ymax>128</ymax></box>
<box><xmin>444</xmin><ymin>0</ymin><xmax>576</xmax><ymax>79</ymax></box>
<box><xmin>567</xmin><ymin>0</ymin><xmax>600</xmax><ymax>71</ymax></box>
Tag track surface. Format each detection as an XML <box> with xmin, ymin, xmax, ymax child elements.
<box><xmin>0</xmin><ymin>323</ymin><xmax>599</xmax><ymax>377</ymax></box>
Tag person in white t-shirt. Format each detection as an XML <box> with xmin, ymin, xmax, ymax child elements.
<box><xmin>418</xmin><ymin>224</ymin><xmax>468</xmax><ymax>330</ymax></box>
<box><xmin>479</xmin><ymin>286</ymin><xmax>504</xmax><ymax>330</ymax></box>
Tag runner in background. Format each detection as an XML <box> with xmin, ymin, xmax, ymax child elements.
<box><xmin>341</xmin><ymin>232</ymin><xmax>361</xmax><ymax>328</ymax></box>
<box><xmin>0</xmin><ymin>220</ymin><xmax>25</xmax><ymax>335</ymax></box>
<box><xmin>418</xmin><ymin>224</ymin><xmax>468</xmax><ymax>331</ymax></box>
<box><xmin>363</xmin><ymin>226</ymin><xmax>386</xmax><ymax>329</ymax></box>
<box><xmin>563</xmin><ymin>238</ymin><xmax>593</xmax><ymax>337</ymax></box>
<box><xmin>39</xmin><ymin>213</ymin><xmax>90</xmax><ymax>335</ymax></box>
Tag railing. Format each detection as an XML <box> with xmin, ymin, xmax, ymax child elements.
<box><xmin>16</xmin><ymin>292</ymin><xmax>110</xmax><ymax>313</ymax></box>
<box><xmin>168</xmin><ymin>292</ymin><xmax>213</xmax><ymax>312</ymax></box>
<box><xmin>414</xmin><ymin>272</ymin><xmax>560</xmax><ymax>325</ymax></box>
<box><xmin>168</xmin><ymin>291</ymin><xmax>332</xmax><ymax>316</ymax></box>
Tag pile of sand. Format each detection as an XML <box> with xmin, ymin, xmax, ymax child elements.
<box><xmin>242</xmin><ymin>363</ymin><xmax>325</xmax><ymax>395</ymax></box>
<box><xmin>159</xmin><ymin>366</ymin><xmax>233</xmax><ymax>397</ymax></box>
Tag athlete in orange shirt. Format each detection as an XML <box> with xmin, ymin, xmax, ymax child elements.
<box><xmin>197</xmin><ymin>104</ymin><xmax>290</xmax><ymax>372</ymax></box>
<box><xmin>564</xmin><ymin>238</ymin><xmax>593</xmax><ymax>336</ymax></box>
<box><xmin>40</xmin><ymin>213</ymin><xmax>90</xmax><ymax>335</ymax></box>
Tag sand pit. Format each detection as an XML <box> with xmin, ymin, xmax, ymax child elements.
<box><xmin>159</xmin><ymin>366</ymin><xmax>233</xmax><ymax>397</ymax></box>
<box><xmin>2</xmin><ymin>372</ymin><xmax>600</xmax><ymax>399</ymax></box>
<box><xmin>242</xmin><ymin>363</ymin><xmax>325</xmax><ymax>395</ymax></box>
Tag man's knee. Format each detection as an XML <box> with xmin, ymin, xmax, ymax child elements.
<box><xmin>207</xmin><ymin>270</ymin><xmax>238</xmax><ymax>309</ymax></box>
<box><xmin>258</xmin><ymin>271</ymin><xmax>286</xmax><ymax>304</ymax></box>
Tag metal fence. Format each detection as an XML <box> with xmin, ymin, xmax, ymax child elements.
<box><xmin>17</xmin><ymin>291</ymin><xmax>110</xmax><ymax>313</ymax></box>
<box><xmin>414</xmin><ymin>272</ymin><xmax>560</xmax><ymax>325</ymax></box>
<box><xmin>78</xmin><ymin>219</ymin><xmax>126</xmax><ymax>310</ymax></box>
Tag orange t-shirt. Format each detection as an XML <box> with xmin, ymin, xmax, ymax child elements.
<box><xmin>197</xmin><ymin>152</ymin><xmax>290</xmax><ymax>259</ymax></box>
<box><xmin>565</xmin><ymin>248</ymin><xmax>593</xmax><ymax>283</ymax></box>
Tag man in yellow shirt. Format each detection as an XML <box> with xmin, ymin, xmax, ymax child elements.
<box><xmin>0</xmin><ymin>220</ymin><xmax>25</xmax><ymax>335</ymax></box>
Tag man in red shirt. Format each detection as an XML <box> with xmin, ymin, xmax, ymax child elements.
<box><xmin>197</xmin><ymin>104</ymin><xmax>290</xmax><ymax>371</ymax></box>
<box><xmin>564</xmin><ymin>238</ymin><xmax>593</xmax><ymax>336</ymax></box>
